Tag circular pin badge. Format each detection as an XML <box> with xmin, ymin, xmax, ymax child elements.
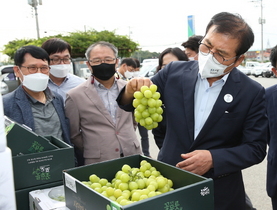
<box><xmin>224</xmin><ymin>94</ymin><xmax>233</xmax><ymax>103</ymax></box>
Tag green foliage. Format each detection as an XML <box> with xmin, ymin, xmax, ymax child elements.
<box><xmin>1</xmin><ymin>30</ymin><xmax>139</xmax><ymax>60</ymax></box>
<box><xmin>131</xmin><ymin>50</ymin><xmax>160</xmax><ymax>63</ymax></box>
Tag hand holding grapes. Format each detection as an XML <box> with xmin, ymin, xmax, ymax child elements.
<box><xmin>121</xmin><ymin>78</ymin><xmax>152</xmax><ymax>105</ymax></box>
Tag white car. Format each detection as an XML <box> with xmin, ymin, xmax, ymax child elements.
<box><xmin>251</xmin><ymin>63</ymin><xmax>264</xmax><ymax>77</ymax></box>
<box><xmin>237</xmin><ymin>65</ymin><xmax>251</xmax><ymax>75</ymax></box>
<box><xmin>139</xmin><ymin>62</ymin><xmax>158</xmax><ymax>78</ymax></box>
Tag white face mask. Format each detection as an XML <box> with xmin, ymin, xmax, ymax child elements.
<box><xmin>124</xmin><ymin>70</ymin><xmax>134</xmax><ymax>79</ymax></box>
<box><xmin>20</xmin><ymin>71</ymin><xmax>49</xmax><ymax>92</ymax></box>
<box><xmin>50</xmin><ymin>64</ymin><xmax>71</xmax><ymax>78</ymax></box>
<box><xmin>188</xmin><ymin>57</ymin><xmax>195</xmax><ymax>61</ymax></box>
<box><xmin>198</xmin><ymin>53</ymin><xmax>233</xmax><ymax>79</ymax></box>
<box><xmin>133</xmin><ymin>71</ymin><xmax>140</xmax><ymax>78</ymax></box>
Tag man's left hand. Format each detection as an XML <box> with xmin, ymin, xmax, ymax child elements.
<box><xmin>176</xmin><ymin>150</ymin><xmax>213</xmax><ymax>176</ymax></box>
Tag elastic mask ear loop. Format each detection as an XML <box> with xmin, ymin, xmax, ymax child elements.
<box><xmin>18</xmin><ymin>67</ymin><xmax>24</xmax><ymax>83</ymax></box>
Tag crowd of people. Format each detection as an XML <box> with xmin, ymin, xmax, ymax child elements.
<box><xmin>3</xmin><ymin>11</ymin><xmax>277</xmax><ymax>210</ymax></box>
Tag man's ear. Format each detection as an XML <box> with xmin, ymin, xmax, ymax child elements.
<box><xmin>234</xmin><ymin>54</ymin><xmax>245</xmax><ymax>67</ymax></box>
<box><xmin>13</xmin><ymin>66</ymin><xmax>20</xmax><ymax>78</ymax></box>
<box><xmin>86</xmin><ymin>61</ymin><xmax>92</xmax><ymax>73</ymax></box>
<box><xmin>272</xmin><ymin>67</ymin><xmax>277</xmax><ymax>77</ymax></box>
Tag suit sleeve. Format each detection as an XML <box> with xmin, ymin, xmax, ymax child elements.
<box><xmin>65</xmin><ymin>94</ymin><xmax>84</xmax><ymax>151</ymax></box>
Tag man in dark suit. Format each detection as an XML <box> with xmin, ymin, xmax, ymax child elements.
<box><xmin>265</xmin><ymin>44</ymin><xmax>277</xmax><ymax>210</ymax></box>
<box><xmin>2</xmin><ymin>45</ymin><xmax>71</xmax><ymax>145</ymax></box>
<box><xmin>117</xmin><ymin>12</ymin><xmax>267</xmax><ymax>210</ymax></box>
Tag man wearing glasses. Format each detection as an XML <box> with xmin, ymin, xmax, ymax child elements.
<box><xmin>2</xmin><ymin>45</ymin><xmax>71</xmax><ymax>145</ymax></box>
<box><xmin>41</xmin><ymin>38</ymin><xmax>85</xmax><ymax>102</ymax></box>
<box><xmin>117</xmin><ymin>12</ymin><xmax>267</xmax><ymax>210</ymax></box>
<box><xmin>65</xmin><ymin>41</ymin><xmax>142</xmax><ymax>165</ymax></box>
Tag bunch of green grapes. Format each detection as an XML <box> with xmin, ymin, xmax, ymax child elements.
<box><xmin>82</xmin><ymin>160</ymin><xmax>174</xmax><ymax>206</ymax></box>
<box><xmin>132</xmin><ymin>84</ymin><xmax>163</xmax><ymax>130</ymax></box>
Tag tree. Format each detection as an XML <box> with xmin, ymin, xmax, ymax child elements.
<box><xmin>1</xmin><ymin>30</ymin><xmax>139</xmax><ymax>60</ymax></box>
<box><xmin>131</xmin><ymin>50</ymin><xmax>160</xmax><ymax>63</ymax></box>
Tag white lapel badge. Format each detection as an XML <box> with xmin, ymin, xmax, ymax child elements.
<box><xmin>224</xmin><ymin>94</ymin><xmax>233</xmax><ymax>103</ymax></box>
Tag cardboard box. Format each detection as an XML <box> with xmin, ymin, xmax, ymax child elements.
<box><xmin>29</xmin><ymin>185</ymin><xmax>69</xmax><ymax>210</ymax></box>
<box><xmin>63</xmin><ymin>155</ymin><xmax>214</xmax><ymax>210</ymax></box>
<box><xmin>5</xmin><ymin>117</ymin><xmax>59</xmax><ymax>156</ymax></box>
<box><xmin>16</xmin><ymin>181</ymin><xmax>63</xmax><ymax>210</ymax></box>
<box><xmin>12</xmin><ymin>135</ymin><xmax>75</xmax><ymax>190</ymax></box>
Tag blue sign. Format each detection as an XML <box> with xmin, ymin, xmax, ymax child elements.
<box><xmin>187</xmin><ymin>15</ymin><xmax>195</xmax><ymax>37</ymax></box>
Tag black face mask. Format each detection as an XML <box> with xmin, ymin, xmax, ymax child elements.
<box><xmin>91</xmin><ymin>63</ymin><xmax>116</xmax><ymax>81</ymax></box>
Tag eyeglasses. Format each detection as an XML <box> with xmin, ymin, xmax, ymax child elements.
<box><xmin>20</xmin><ymin>65</ymin><xmax>50</xmax><ymax>73</ymax></box>
<box><xmin>50</xmin><ymin>58</ymin><xmax>71</xmax><ymax>64</ymax></box>
<box><xmin>89</xmin><ymin>58</ymin><xmax>116</xmax><ymax>66</ymax></box>
<box><xmin>199</xmin><ymin>43</ymin><xmax>238</xmax><ymax>65</ymax></box>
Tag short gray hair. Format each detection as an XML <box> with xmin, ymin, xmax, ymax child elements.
<box><xmin>85</xmin><ymin>41</ymin><xmax>118</xmax><ymax>59</ymax></box>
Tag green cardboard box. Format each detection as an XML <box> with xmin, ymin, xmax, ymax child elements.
<box><xmin>5</xmin><ymin>117</ymin><xmax>58</xmax><ymax>156</ymax></box>
<box><xmin>16</xmin><ymin>180</ymin><xmax>63</xmax><ymax>210</ymax></box>
<box><xmin>63</xmin><ymin>155</ymin><xmax>214</xmax><ymax>210</ymax></box>
<box><xmin>12</xmin><ymin>136</ymin><xmax>75</xmax><ymax>190</ymax></box>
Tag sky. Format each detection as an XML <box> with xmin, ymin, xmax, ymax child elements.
<box><xmin>1</xmin><ymin>0</ymin><xmax>277</xmax><ymax>61</ymax></box>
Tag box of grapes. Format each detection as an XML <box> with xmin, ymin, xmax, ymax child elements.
<box><xmin>63</xmin><ymin>155</ymin><xmax>214</xmax><ymax>210</ymax></box>
<box><xmin>12</xmin><ymin>136</ymin><xmax>75</xmax><ymax>191</ymax></box>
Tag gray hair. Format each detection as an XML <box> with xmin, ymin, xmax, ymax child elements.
<box><xmin>85</xmin><ymin>41</ymin><xmax>118</xmax><ymax>59</ymax></box>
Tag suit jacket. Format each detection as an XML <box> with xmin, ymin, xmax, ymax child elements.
<box><xmin>2</xmin><ymin>85</ymin><xmax>71</xmax><ymax>145</ymax></box>
<box><xmin>265</xmin><ymin>85</ymin><xmax>277</xmax><ymax>198</ymax></box>
<box><xmin>65</xmin><ymin>77</ymin><xmax>142</xmax><ymax>165</ymax></box>
<box><xmin>119</xmin><ymin>60</ymin><xmax>267</xmax><ymax>210</ymax></box>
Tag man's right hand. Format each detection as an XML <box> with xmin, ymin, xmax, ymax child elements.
<box><xmin>121</xmin><ymin>77</ymin><xmax>152</xmax><ymax>105</ymax></box>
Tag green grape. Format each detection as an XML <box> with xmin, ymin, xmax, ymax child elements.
<box><xmin>157</xmin><ymin>115</ymin><xmax>163</xmax><ymax>122</ymax></box>
<box><xmin>144</xmin><ymin>90</ymin><xmax>153</xmax><ymax>98</ymax></box>
<box><xmin>140</xmin><ymin>97</ymin><xmax>148</xmax><ymax>106</ymax></box>
<box><xmin>156</xmin><ymin>107</ymin><xmax>163</xmax><ymax>115</ymax></box>
<box><xmin>151</xmin><ymin>113</ymin><xmax>159</xmax><ymax>122</ymax></box>
<box><xmin>106</xmin><ymin>187</ymin><xmax>115</xmax><ymax>197</ymax></box>
<box><xmin>134</xmin><ymin>91</ymin><xmax>144</xmax><ymax>99</ymax></box>
<box><xmin>149</xmin><ymin>84</ymin><xmax>157</xmax><ymax>93</ymax></box>
<box><xmin>122</xmin><ymin>164</ymin><xmax>132</xmax><ymax>173</ymax></box>
<box><xmin>139</xmin><ymin>119</ymin><xmax>146</xmax><ymax>126</ymax></box>
<box><xmin>132</xmin><ymin>99</ymin><xmax>140</xmax><ymax>108</ymax></box>
<box><xmin>120</xmin><ymin>173</ymin><xmax>130</xmax><ymax>183</ymax></box>
<box><xmin>141</xmin><ymin>110</ymin><xmax>150</xmax><ymax>118</ymax></box>
<box><xmin>118</xmin><ymin>182</ymin><xmax>129</xmax><ymax>191</ymax></box>
<box><xmin>131</xmin><ymin>191</ymin><xmax>141</xmax><ymax>201</ymax></box>
<box><xmin>136</xmin><ymin>104</ymin><xmax>146</xmax><ymax>113</ymax></box>
<box><xmin>140</xmin><ymin>86</ymin><xmax>149</xmax><ymax>93</ymax></box>
<box><xmin>144</xmin><ymin>124</ymin><xmax>154</xmax><ymax>130</ymax></box>
<box><xmin>155</xmin><ymin>99</ymin><xmax>163</xmax><ymax>108</ymax></box>
<box><xmin>139</xmin><ymin>194</ymin><xmax>148</xmax><ymax>201</ymax></box>
<box><xmin>129</xmin><ymin>181</ymin><xmax>139</xmax><ymax>191</ymax></box>
<box><xmin>134</xmin><ymin>110</ymin><xmax>142</xmax><ymax>119</ymax></box>
<box><xmin>136</xmin><ymin>179</ymin><xmax>146</xmax><ymax>189</ymax></box>
<box><xmin>145</xmin><ymin>117</ymin><xmax>153</xmax><ymax>125</ymax></box>
<box><xmin>114</xmin><ymin>189</ymin><xmax>122</xmax><ymax>198</ymax></box>
<box><xmin>147</xmin><ymin>98</ymin><xmax>156</xmax><ymax>107</ymax></box>
<box><xmin>152</xmin><ymin>92</ymin><xmax>160</xmax><ymax>100</ymax></box>
<box><xmin>99</xmin><ymin>178</ymin><xmax>108</xmax><ymax>186</ymax></box>
<box><xmin>148</xmin><ymin>107</ymin><xmax>156</xmax><ymax>114</ymax></box>
<box><xmin>89</xmin><ymin>174</ymin><xmax>100</xmax><ymax>183</ymax></box>
<box><xmin>156</xmin><ymin>177</ymin><xmax>167</xmax><ymax>189</ymax></box>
